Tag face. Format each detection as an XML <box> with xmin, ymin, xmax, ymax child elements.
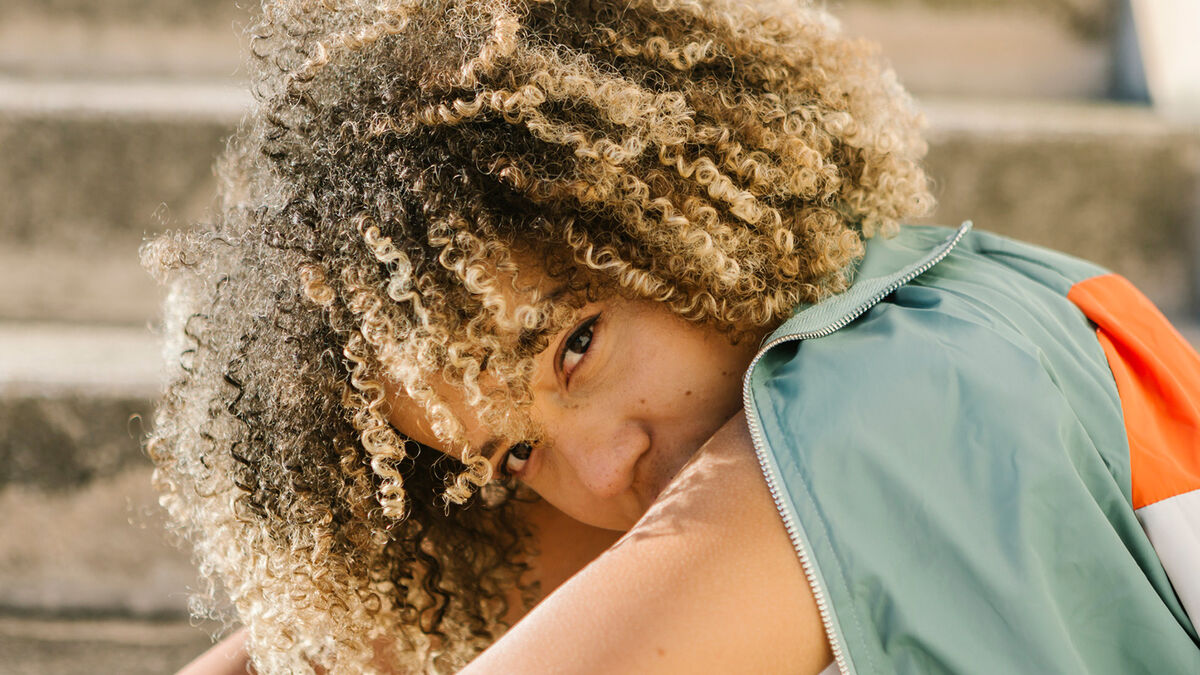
<box><xmin>387</xmin><ymin>294</ymin><xmax>765</xmax><ymax>531</ymax></box>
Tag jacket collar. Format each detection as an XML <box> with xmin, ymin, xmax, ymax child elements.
<box><xmin>763</xmin><ymin>221</ymin><xmax>973</xmax><ymax>344</ymax></box>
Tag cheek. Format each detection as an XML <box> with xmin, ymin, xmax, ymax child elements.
<box><xmin>646</xmin><ymin>334</ymin><xmax>748</xmax><ymax>410</ymax></box>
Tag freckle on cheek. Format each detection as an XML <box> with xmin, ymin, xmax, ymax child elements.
<box><xmin>656</xmin><ymin>647</ymin><xmax>666</xmax><ymax>657</ymax></box>
<box><xmin>685</xmin><ymin>390</ymin><xmax>692</xmax><ymax>396</ymax></box>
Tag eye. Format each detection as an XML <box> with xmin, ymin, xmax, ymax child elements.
<box><xmin>560</xmin><ymin>314</ymin><xmax>599</xmax><ymax>380</ymax></box>
<box><xmin>502</xmin><ymin>441</ymin><xmax>533</xmax><ymax>477</ymax></box>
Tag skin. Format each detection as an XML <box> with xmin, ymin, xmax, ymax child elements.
<box><xmin>179</xmin><ymin>290</ymin><xmax>834</xmax><ymax>673</ymax></box>
<box><xmin>388</xmin><ymin>291</ymin><xmax>832</xmax><ymax>673</ymax></box>
<box><xmin>461</xmin><ymin>410</ymin><xmax>832</xmax><ymax>674</ymax></box>
<box><xmin>177</xmin><ymin>627</ymin><xmax>251</xmax><ymax>675</ymax></box>
<box><xmin>387</xmin><ymin>295</ymin><xmax>766</xmax><ymax>530</ymax></box>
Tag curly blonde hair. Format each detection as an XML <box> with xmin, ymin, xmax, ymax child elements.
<box><xmin>142</xmin><ymin>0</ymin><xmax>932</xmax><ymax>671</ymax></box>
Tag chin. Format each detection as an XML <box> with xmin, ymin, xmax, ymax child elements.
<box><xmin>586</xmin><ymin>512</ymin><xmax>640</xmax><ymax>532</ymax></box>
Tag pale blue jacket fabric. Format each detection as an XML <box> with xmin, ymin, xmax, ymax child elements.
<box><xmin>744</xmin><ymin>223</ymin><xmax>1200</xmax><ymax>673</ymax></box>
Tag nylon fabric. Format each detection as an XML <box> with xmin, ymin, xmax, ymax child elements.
<box><xmin>1137</xmin><ymin>490</ymin><xmax>1200</xmax><ymax>629</ymax></box>
<box><xmin>745</xmin><ymin>224</ymin><xmax>1200</xmax><ymax>673</ymax></box>
<box><xmin>1067</xmin><ymin>273</ymin><xmax>1200</xmax><ymax>510</ymax></box>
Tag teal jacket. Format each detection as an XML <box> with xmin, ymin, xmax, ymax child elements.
<box><xmin>743</xmin><ymin>222</ymin><xmax>1200</xmax><ymax>674</ymax></box>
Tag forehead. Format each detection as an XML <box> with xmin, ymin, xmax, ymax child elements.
<box><xmin>386</xmin><ymin>381</ymin><xmax>508</xmax><ymax>467</ymax></box>
<box><xmin>381</xmin><ymin>250</ymin><xmax>592</xmax><ymax>463</ymax></box>
<box><xmin>386</xmin><ymin>390</ymin><xmax>445</xmax><ymax>454</ymax></box>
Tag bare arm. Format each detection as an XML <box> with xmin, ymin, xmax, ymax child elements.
<box><xmin>176</xmin><ymin>627</ymin><xmax>253</xmax><ymax>675</ymax></box>
<box><xmin>460</xmin><ymin>411</ymin><xmax>833</xmax><ymax>674</ymax></box>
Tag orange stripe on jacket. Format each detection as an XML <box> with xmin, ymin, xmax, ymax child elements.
<box><xmin>1068</xmin><ymin>274</ymin><xmax>1200</xmax><ymax>510</ymax></box>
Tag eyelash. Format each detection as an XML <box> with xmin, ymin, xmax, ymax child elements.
<box><xmin>500</xmin><ymin>314</ymin><xmax>600</xmax><ymax>478</ymax></box>
<box><xmin>501</xmin><ymin>441</ymin><xmax>533</xmax><ymax>477</ymax></box>
<box><xmin>559</xmin><ymin>313</ymin><xmax>599</xmax><ymax>382</ymax></box>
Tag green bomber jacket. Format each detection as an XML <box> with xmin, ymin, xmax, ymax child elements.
<box><xmin>743</xmin><ymin>222</ymin><xmax>1200</xmax><ymax>674</ymax></box>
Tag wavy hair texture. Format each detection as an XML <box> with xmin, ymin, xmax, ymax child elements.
<box><xmin>142</xmin><ymin>0</ymin><xmax>933</xmax><ymax>671</ymax></box>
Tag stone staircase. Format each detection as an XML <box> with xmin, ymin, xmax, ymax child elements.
<box><xmin>0</xmin><ymin>1</ymin><xmax>244</xmax><ymax>671</ymax></box>
<box><xmin>1</xmin><ymin>1</ymin><xmax>1198</xmax><ymax>672</ymax></box>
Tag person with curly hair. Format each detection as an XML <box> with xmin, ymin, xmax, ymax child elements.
<box><xmin>153</xmin><ymin>0</ymin><xmax>1200</xmax><ymax>673</ymax></box>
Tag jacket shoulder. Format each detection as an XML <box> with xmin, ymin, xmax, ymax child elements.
<box><xmin>745</xmin><ymin>292</ymin><xmax>1200</xmax><ymax>673</ymax></box>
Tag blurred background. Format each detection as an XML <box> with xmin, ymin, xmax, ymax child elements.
<box><xmin>0</xmin><ymin>0</ymin><xmax>1197</xmax><ymax>672</ymax></box>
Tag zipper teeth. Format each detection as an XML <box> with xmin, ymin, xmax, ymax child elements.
<box><xmin>763</xmin><ymin>223</ymin><xmax>971</xmax><ymax>350</ymax></box>
<box><xmin>742</xmin><ymin>369</ymin><xmax>853</xmax><ymax>675</ymax></box>
<box><xmin>741</xmin><ymin>224</ymin><xmax>969</xmax><ymax>675</ymax></box>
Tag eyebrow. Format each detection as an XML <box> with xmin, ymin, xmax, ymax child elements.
<box><xmin>540</xmin><ymin>282</ymin><xmax>571</xmax><ymax>304</ymax></box>
<box><xmin>478</xmin><ymin>436</ymin><xmax>504</xmax><ymax>463</ymax></box>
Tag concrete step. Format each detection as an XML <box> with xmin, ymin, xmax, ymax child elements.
<box><xmin>0</xmin><ymin>322</ymin><xmax>195</xmax><ymax>619</ymax></box>
<box><xmin>2</xmin><ymin>77</ymin><xmax>1198</xmax><ymax>322</ymax></box>
<box><xmin>0</xmin><ymin>0</ymin><xmax>1117</xmax><ymax>100</ymax></box>
<box><xmin>839</xmin><ymin>0</ymin><xmax>1119</xmax><ymax>99</ymax></box>
<box><xmin>918</xmin><ymin>98</ymin><xmax>1200</xmax><ymax>316</ymax></box>
<box><xmin>0</xmin><ymin>615</ymin><xmax>217</xmax><ymax>675</ymax></box>
<box><xmin>0</xmin><ymin>0</ymin><xmax>243</xmax><ymax>24</ymax></box>
<box><xmin>0</xmin><ymin>0</ymin><xmax>246</xmax><ymax>79</ymax></box>
<box><xmin>0</xmin><ymin>77</ymin><xmax>247</xmax><ymax>325</ymax></box>
<box><xmin>0</xmin><ymin>467</ymin><xmax>197</xmax><ymax>619</ymax></box>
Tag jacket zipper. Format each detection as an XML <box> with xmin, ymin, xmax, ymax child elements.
<box><xmin>740</xmin><ymin>223</ymin><xmax>970</xmax><ymax>675</ymax></box>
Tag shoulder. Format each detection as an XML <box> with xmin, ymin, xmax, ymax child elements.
<box><xmin>751</xmin><ymin>294</ymin><xmax>1063</xmax><ymax>443</ymax></box>
<box><xmin>741</xmin><ymin>286</ymin><xmax>1163</xmax><ymax>672</ymax></box>
<box><xmin>461</xmin><ymin>412</ymin><xmax>833</xmax><ymax>675</ymax></box>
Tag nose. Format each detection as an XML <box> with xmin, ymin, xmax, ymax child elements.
<box><xmin>556</xmin><ymin>418</ymin><xmax>651</xmax><ymax>499</ymax></box>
